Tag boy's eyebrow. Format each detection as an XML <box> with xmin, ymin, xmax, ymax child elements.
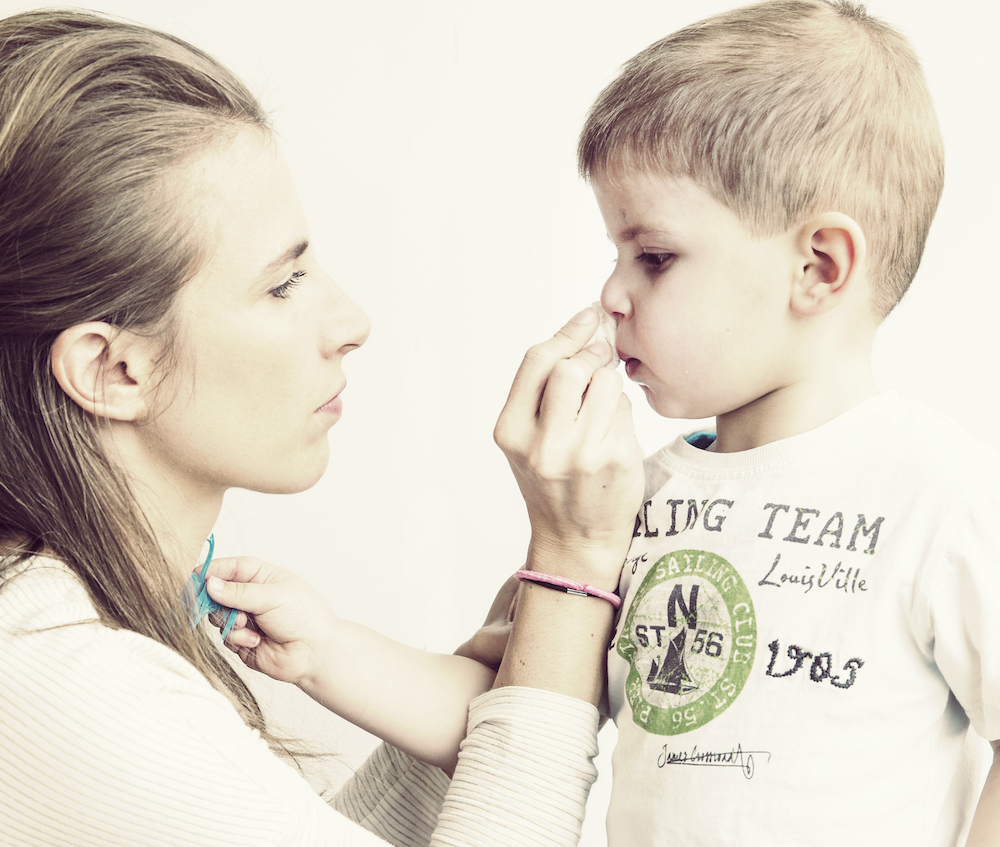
<box><xmin>607</xmin><ymin>224</ymin><xmax>671</xmax><ymax>243</ymax></box>
<box><xmin>258</xmin><ymin>239</ymin><xmax>309</xmax><ymax>279</ymax></box>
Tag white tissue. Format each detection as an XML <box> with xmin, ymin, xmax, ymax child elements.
<box><xmin>589</xmin><ymin>301</ymin><xmax>620</xmax><ymax>368</ymax></box>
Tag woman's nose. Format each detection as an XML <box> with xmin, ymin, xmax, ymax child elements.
<box><xmin>322</xmin><ymin>282</ymin><xmax>371</xmax><ymax>358</ymax></box>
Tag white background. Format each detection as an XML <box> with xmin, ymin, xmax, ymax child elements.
<box><xmin>3</xmin><ymin>0</ymin><xmax>997</xmax><ymax>843</ymax></box>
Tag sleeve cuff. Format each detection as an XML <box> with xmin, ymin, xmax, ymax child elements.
<box><xmin>432</xmin><ymin>686</ymin><xmax>601</xmax><ymax>847</ymax></box>
<box><xmin>331</xmin><ymin>742</ymin><xmax>451</xmax><ymax>847</ymax></box>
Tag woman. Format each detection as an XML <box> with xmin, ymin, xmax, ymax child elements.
<box><xmin>0</xmin><ymin>9</ymin><xmax>642</xmax><ymax>846</ymax></box>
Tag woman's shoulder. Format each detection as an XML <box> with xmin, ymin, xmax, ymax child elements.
<box><xmin>0</xmin><ymin>557</ymin><xmax>368</xmax><ymax>846</ymax></box>
<box><xmin>0</xmin><ymin>556</ymin><xmax>97</xmax><ymax>628</ymax></box>
<box><xmin>0</xmin><ymin>557</ymin><xmax>203</xmax><ymax>689</ymax></box>
<box><xmin>0</xmin><ymin>556</ymin><xmax>233</xmax><ymax>745</ymax></box>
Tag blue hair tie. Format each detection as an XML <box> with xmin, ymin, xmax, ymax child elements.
<box><xmin>184</xmin><ymin>535</ymin><xmax>239</xmax><ymax>639</ymax></box>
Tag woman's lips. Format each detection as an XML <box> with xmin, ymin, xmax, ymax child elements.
<box><xmin>316</xmin><ymin>394</ymin><xmax>343</xmax><ymax>415</ymax></box>
<box><xmin>624</xmin><ymin>357</ymin><xmax>641</xmax><ymax>381</ymax></box>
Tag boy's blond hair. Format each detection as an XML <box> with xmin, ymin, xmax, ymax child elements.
<box><xmin>578</xmin><ymin>0</ymin><xmax>943</xmax><ymax>318</ymax></box>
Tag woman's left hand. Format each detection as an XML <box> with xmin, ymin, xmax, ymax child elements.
<box><xmin>493</xmin><ymin>308</ymin><xmax>645</xmax><ymax>589</ymax></box>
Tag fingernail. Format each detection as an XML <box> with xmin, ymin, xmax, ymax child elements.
<box><xmin>587</xmin><ymin>339</ymin><xmax>609</xmax><ymax>354</ymax></box>
<box><xmin>208</xmin><ymin>576</ymin><xmax>223</xmax><ymax>592</ymax></box>
<box><xmin>570</xmin><ymin>307</ymin><xmax>595</xmax><ymax>324</ymax></box>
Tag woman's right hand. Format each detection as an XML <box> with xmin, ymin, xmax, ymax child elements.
<box><xmin>493</xmin><ymin>307</ymin><xmax>644</xmax><ymax>591</ymax></box>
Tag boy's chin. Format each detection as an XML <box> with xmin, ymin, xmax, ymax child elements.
<box><xmin>643</xmin><ymin>387</ymin><xmax>713</xmax><ymax>421</ymax></box>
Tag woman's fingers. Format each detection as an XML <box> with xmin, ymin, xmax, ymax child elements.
<box><xmin>495</xmin><ymin>307</ymin><xmax>636</xmax><ymax>483</ymax></box>
<box><xmin>491</xmin><ymin>305</ymin><xmax>641</xmax><ymax>589</ymax></box>
<box><xmin>579</xmin><ymin>370</ymin><xmax>643</xmax><ymax>465</ymax></box>
<box><xmin>574</xmin><ymin>362</ymin><xmax>624</xmax><ymax>434</ymax></box>
<box><xmin>536</xmin><ymin>338</ymin><xmax>614</xmax><ymax>430</ymax></box>
<box><xmin>495</xmin><ymin>308</ymin><xmax>600</xmax><ymax>443</ymax></box>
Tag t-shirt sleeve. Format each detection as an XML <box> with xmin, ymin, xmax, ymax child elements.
<box><xmin>923</xmin><ymin>484</ymin><xmax>1000</xmax><ymax>740</ymax></box>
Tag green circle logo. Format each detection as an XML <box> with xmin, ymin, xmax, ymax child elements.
<box><xmin>617</xmin><ymin>549</ymin><xmax>756</xmax><ymax>735</ymax></box>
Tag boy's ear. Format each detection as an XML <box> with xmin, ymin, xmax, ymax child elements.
<box><xmin>50</xmin><ymin>322</ymin><xmax>157</xmax><ymax>422</ymax></box>
<box><xmin>792</xmin><ymin>212</ymin><xmax>867</xmax><ymax>318</ymax></box>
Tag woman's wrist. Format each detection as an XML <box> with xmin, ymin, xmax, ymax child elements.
<box><xmin>524</xmin><ymin>535</ymin><xmax>629</xmax><ymax>593</ymax></box>
<box><xmin>514</xmin><ymin>570</ymin><xmax>622</xmax><ymax>608</ymax></box>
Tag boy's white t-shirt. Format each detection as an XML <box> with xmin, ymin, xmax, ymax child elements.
<box><xmin>606</xmin><ymin>392</ymin><xmax>1000</xmax><ymax>847</ymax></box>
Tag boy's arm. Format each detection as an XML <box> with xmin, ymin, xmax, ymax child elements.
<box><xmin>204</xmin><ymin>558</ymin><xmax>493</xmax><ymax>773</ymax></box>
<box><xmin>298</xmin><ymin>617</ymin><xmax>494</xmax><ymax>775</ymax></box>
<box><xmin>965</xmin><ymin>740</ymin><xmax>1000</xmax><ymax>846</ymax></box>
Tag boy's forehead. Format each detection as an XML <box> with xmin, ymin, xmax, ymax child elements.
<box><xmin>593</xmin><ymin>170</ymin><xmax>714</xmax><ymax>238</ymax></box>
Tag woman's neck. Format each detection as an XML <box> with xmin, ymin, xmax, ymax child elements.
<box><xmin>104</xmin><ymin>424</ymin><xmax>225</xmax><ymax>576</ymax></box>
<box><xmin>141</xmin><ymin>483</ymin><xmax>224</xmax><ymax>575</ymax></box>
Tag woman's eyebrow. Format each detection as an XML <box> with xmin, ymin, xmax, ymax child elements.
<box><xmin>258</xmin><ymin>239</ymin><xmax>309</xmax><ymax>279</ymax></box>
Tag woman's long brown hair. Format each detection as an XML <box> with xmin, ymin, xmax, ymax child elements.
<box><xmin>0</xmin><ymin>9</ymin><xmax>284</xmax><ymax>748</ymax></box>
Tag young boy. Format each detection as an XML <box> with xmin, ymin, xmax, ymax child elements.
<box><xmin>584</xmin><ymin>1</ymin><xmax>1000</xmax><ymax>844</ymax></box>
<box><xmin>207</xmin><ymin>2</ymin><xmax>1000</xmax><ymax>844</ymax></box>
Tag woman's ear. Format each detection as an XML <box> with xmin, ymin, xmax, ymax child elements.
<box><xmin>51</xmin><ymin>322</ymin><xmax>155</xmax><ymax>421</ymax></box>
<box><xmin>791</xmin><ymin>212</ymin><xmax>867</xmax><ymax>318</ymax></box>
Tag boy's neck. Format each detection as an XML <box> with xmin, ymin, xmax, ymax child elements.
<box><xmin>709</xmin><ymin>356</ymin><xmax>879</xmax><ymax>454</ymax></box>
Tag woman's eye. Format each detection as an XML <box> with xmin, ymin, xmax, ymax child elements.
<box><xmin>637</xmin><ymin>251</ymin><xmax>674</xmax><ymax>271</ymax></box>
<box><xmin>270</xmin><ymin>270</ymin><xmax>306</xmax><ymax>299</ymax></box>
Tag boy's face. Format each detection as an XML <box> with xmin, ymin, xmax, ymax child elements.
<box><xmin>596</xmin><ymin>170</ymin><xmax>803</xmax><ymax>421</ymax></box>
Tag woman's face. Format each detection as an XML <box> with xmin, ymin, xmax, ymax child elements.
<box><xmin>137</xmin><ymin>128</ymin><xmax>370</xmax><ymax>498</ymax></box>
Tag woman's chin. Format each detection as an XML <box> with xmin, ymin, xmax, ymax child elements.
<box><xmin>244</xmin><ymin>451</ymin><xmax>331</xmax><ymax>496</ymax></box>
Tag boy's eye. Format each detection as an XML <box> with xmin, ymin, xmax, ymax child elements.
<box><xmin>637</xmin><ymin>251</ymin><xmax>675</xmax><ymax>271</ymax></box>
<box><xmin>270</xmin><ymin>269</ymin><xmax>306</xmax><ymax>299</ymax></box>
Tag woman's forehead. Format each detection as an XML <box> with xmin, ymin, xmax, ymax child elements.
<box><xmin>178</xmin><ymin>129</ymin><xmax>308</xmax><ymax>298</ymax></box>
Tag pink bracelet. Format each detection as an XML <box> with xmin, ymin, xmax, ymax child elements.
<box><xmin>514</xmin><ymin>569</ymin><xmax>622</xmax><ymax>609</ymax></box>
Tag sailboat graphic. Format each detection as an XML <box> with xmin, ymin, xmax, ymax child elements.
<box><xmin>647</xmin><ymin>627</ymin><xmax>699</xmax><ymax>694</ymax></box>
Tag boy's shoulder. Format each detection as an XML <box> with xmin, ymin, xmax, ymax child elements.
<box><xmin>642</xmin><ymin>392</ymin><xmax>1000</xmax><ymax>497</ymax></box>
<box><xmin>876</xmin><ymin>393</ymin><xmax>1000</xmax><ymax>488</ymax></box>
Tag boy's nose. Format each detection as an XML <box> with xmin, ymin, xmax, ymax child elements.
<box><xmin>600</xmin><ymin>271</ymin><xmax>631</xmax><ymax>321</ymax></box>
